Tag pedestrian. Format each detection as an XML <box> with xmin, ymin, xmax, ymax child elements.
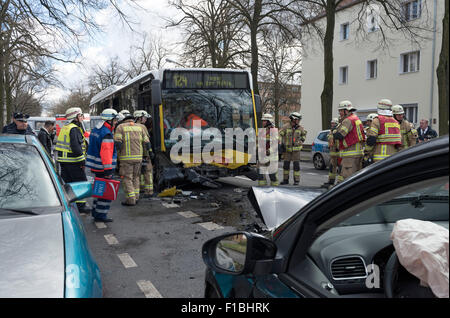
<box><xmin>2</xmin><ymin>112</ymin><xmax>35</xmax><ymax>135</ymax></box>
<box><xmin>86</xmin><ymin>108</ymin><xmax>119</xmax><ymax>223</ymax></box>
<box><xmin>365</xmin><ymin>99</ymin><xmax>402</xmax><ymax>163</ymax></box>
<box><xmin>279</xmin><ymin>112</ymin><xmax>307</xmax><ymax>185</ymax></box>
<box><xmin>321</xmin><ymin>117</ymin><xmax>340</xmax><ymax>188</ymax></box>
<box><xmin>114</xmin><ymin>112</ymin><xmax>151</xmax><ymax>206</ymax></box>
<box><xmin>257</xmin><ymin>114</ymin><xmax>279</xmax><ymax>186</ymax></box>
<box><xmin>417</xmin><ymin>119</ymin><xmax>438</xmax><ymax>143</ymax></box>
<box><xmin>332</xmin><ymin>101</ymin><xmax>365</xmax><ymax>182</ymax></box>
<box><xmin>134</xmin><ymin>110</ymin><xmax>154</xmax><ymax>197</ymax></box>
<box><xmin>55</xmin><ymin>107</ymin><xmax>90</xmax><ymax>214</ymax></box>
<box><xmin>392</xmin><ymin>105</ymin><xmax>417</xmax><ymax>150</ymax></box>
<box><xmin>37</xmin><ymin>120</ymin><xmax>55</xmax><ymax>156</ymax></box>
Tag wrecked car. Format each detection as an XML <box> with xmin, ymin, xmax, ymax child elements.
<box><xmin>202</xmin><ymin>136</ymin><xmax>449</xmax><ymax>298</ymax></box>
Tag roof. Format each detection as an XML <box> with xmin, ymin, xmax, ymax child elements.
<box><xmin>301</xmin><ymin>0</ymin><xmax>364</xmax><ymax>25</ymax></box>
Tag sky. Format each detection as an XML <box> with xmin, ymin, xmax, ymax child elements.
<box><xmin>43</xmin><ymin>0</ymin><xmax>184</xmax><ymax>110</ymax></box>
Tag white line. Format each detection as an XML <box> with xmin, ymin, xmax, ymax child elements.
<box><xmin>178</xmin><ymin>211</ymin><xmax>199</xmax><ymax>218</ymax></box>
<box><xmin>162</xmin><ymin>202</ymin><xmax>180</xmax><ymax>208</ymax></box>
<box><xmin>95</xmin><ymin>222</ymin><xmax>107</xmax><ymax>229</ymax></box>
<box><xmin>137</xmin><ymin>280</ymin><xmax>163</xmax><ymax>298</ymax></box>
<box><xmin>235</xmin><ymin>176</ymin><xmax>251</xmax><ymax>181</ymax></box>
<box><xmin>104</xmin><ymin>234</ymin><xmax>119</xmax><ymax>245</ymax></box>
<box><xmin>198</xmin><ymin>222</ymin><xmax>224</xmax><ymax>231</ymax></box>
<box><xmin>117</xmin><ymin>253</ymin><xmax>138</xmax><ymax>269</ymax></box>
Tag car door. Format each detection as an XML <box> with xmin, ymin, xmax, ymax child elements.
<box><xmin>273</xmin><ymin>138</ymin><xmax>448</xmax><ymax>297</ymax></box>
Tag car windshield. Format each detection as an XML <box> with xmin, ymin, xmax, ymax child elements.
<box><xmin>338</xmin><ymin>179</ymin><xmax>449</xmax><ymax>226</ymax></box>
<box><xmin>0</xmin><ymin>143</ymin><xmax>60</xmax><ymax>212</ymax></box>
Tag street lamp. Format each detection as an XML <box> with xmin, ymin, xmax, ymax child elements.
<box><xmin>165</xmin><ymin>58</ymin><xmax>186</xmax><ymax>68</ymax></box>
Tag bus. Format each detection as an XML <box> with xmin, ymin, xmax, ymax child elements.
<box><xmin>89</xmin><ymin>68</ymin><xmax>261</xmax><ymax>190</ymax></box>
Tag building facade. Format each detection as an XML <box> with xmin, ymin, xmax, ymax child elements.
<box><xmin>301</xmin><ymin>0</ymin><xmax>445</xmax><ymax>144</ymax></box>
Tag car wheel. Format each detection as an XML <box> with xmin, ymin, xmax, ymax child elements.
<box><xmin>313</xmin><ymin>153</ymin><xmax>326</xmax><ymax>170</ymax></box>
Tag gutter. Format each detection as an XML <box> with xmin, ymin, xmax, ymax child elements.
<box><xmin>429</xmin><ymin>0</ymin><xmax>437</xmax><ymax>128</ymax></box>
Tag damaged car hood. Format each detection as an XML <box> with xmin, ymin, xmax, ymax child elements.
<box><xmin>248</xmin><ymin>186</ymin><xmax>325</xmax><ymax>231</ymax></box>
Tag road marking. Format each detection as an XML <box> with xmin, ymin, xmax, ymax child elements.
<box><xmin>95</xmin><ymin>222</ymin><xmax>107</xmax><ymax>229</ymax></box>
<box><xmin>178</xmin><ymin>211</ymin><xmax>199</xmax><ymax>218</ymax></box>
<box><xmin>104</xmin><ymin>234</ymin><xmax>119</xmax><ymax>245</ymax></box>
<box><xmin>162</xmin><ymin>202</ymin><xmax>180</xmax><ymax>208</ymax></box>
<box><xmin>117</xmin><ymin>253</ymin><xmax>138</xmax><ymax>268</ymax></box>
<box><xmin>198</xmin><ymin>222</ymin><xmax>224</xmax><ymax>231</ymax></box>
<box><xmin>137</xmin><ymin>280</ymin><xmax>163</xmax><ymax>298</ymax></box>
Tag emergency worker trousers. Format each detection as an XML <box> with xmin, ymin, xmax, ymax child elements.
<box><xmin>329</xmin><ymin>155</ymin><xmax>339</xmax><ymax>184</ymax></box>
<box><xmin>120</xmin><ymin>161</ymin><xmax>142</xmax><ymax>205</ymax></box>
<box><xmin>140</xmin><ymin>159</ymin><xmax>154</xmax><ymax>194</ymax></box>
<box><xmin>91</xmin><ymin>171</ymin><xmax>112</xmax><ymax>220</ymax></box>
<box><xmin>257</xmin><ymin>162</ymin><xmax>279</xmax><ymax>186</ymax></box>
<box><xmin>282</xmin><ymin>151</ymin><xmax>301</xmax><ymax>184</ymax></box>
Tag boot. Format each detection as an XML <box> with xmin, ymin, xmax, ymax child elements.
<box><xmin>280</xmin><ymin>180</ymin><xmax>289</xmax><ymax>185</ymax></box>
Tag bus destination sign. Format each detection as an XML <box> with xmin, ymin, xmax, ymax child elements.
<box><xmin>163</xmin><ymin>71</ymin><xmax>249</xmax><ymax>89</ymax></box>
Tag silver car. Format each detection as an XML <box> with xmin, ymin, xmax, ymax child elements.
<box><xmin>311</xmin><ymin>129</ymin><xmax>331</xmax><ymax>170</ymax></box>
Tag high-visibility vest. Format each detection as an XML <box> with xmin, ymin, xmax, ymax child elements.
<box><xmin>377</xmin><ymin>116</ymin><xmax>402</xmax><ymax>145</ymax></box>
<box><xmin>55</xmin><ymin>123</ymin><xmax>86</xmax><ymax>163</ymax></box>
<box><xmin>339</xmin><ymin>114</ymin><xmax>365</xmax><ymax>152</ymax></box>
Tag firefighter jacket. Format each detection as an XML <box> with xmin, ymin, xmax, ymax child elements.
<box><xmin>86</xmin><ymin>122</ymin><xmax>117</xmax><ymax>175</ymax></box>
<box><xmin>368</xmin><ymin>115</ymin><xmax>402</xmax><ymax>145</ymax></box>
<box><xmin>114</xmin><ymin>120</ymin><xmax>150</xmax><ymax>163</ymax></box>
<box><xmin>55</xmin><ymin>122</ymin><xmax>86</xmax><ymax>163</ymax></box>
<box><xmin>261</xmin><ymin>123</ymin><xmax>278</xmax><ymax>161</ymax></box>
<box><xmin>279</xmin><ymin>123</ymin><xmax>307</xmax><ymax>152</ymax></box>
<box><xmin>335</xmin><ymin>114</ymin><xmax>365</xmax><ymax>157</ymax></box>
<box><xmin>398</xmin><ymin>119</ymin><xmax>417</xmax><ymax>150</ymax></box>
<box><xmin>328</xmin><ymin>126</ymin><xmax>340</xmax><ymax>157</ymax></box>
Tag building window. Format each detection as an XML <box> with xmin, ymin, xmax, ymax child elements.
<box><xmin>366</xmin><ymin>4</ymin><xmax>380</xmax><ymax>32</ymax></box>
<box><xmin>339</xmin><ymin>66</ymin><xmax>348</xmax><ymax>85</ymax></box>
<box><xmin>401</xmin><ymin>103</ymin><xmax>418</xmax><ymax>125</ymax></box>
<box><xmin>366</xmin><ymin>60</ymin><xmax>377</xmax><ymax>79</ymax></box>
<box><xmin>340</xmin><ymin>23</ymin><xmax>349</xmax><ymax>40</ymax></box>
<box><xmin>403</xmin><ymin>0</ymin><xmax>421</xmax><ymax>22</ymax></box>
<box><xmin>400</xmin><ymin>51</ymin><xmax>420</xmax><ymax>73</ymax></box>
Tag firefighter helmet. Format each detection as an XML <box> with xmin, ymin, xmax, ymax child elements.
<box><xmin>338</xmin><ymin>100</ymin><xmax>356</xmax><ymax>111</ymax></box>
<box><xmin>366</xmin><ymin>113</ymin><xmax>378</xmax><ymax>121</ymax></box>
<box><xmin>392</xmin><ymin>105</ymin><xmax>405</xmax><ymax>115</ymax></box>
<box><xmin>378</xmin><ymin>99</ymin><xmax>393</xmax><ymax>110</ymax></box>
<box><xmin>65</xmin><ymin>107</ymin><xmax>83</xmax><ymax>120</ymax></box>
<box><xmin>134</xmin><ymin>110</ymin><xmax>150</xmax><ymax>118</ymax></box>
<box><xmin>119</xmin><ymin>109</ymin><xmax>131</xmax><ymax>116</ymax></box>
<box><xmin>331</xmin><ymin>117</ymin><xmax>339</xmax><ymax>125</ymax></box>
<box><xmin>101</xmin><ymin>108</ymin><xmax>118</xmax><ymax>121</ymax></box>
<box><xmin>289</xmin><ymin>112</ymin><xmax>302</xmax><ymax>120</ymax></box>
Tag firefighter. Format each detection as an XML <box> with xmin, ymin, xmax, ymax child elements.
<box><xmin>322</xmin><ymin>117</ymin><xmax>340</xmax><ymax>188</ymax></box>
<box><xmin>365</xmin><ymin>99</ymin><xmax>402</xmax><ymax>163</ymax></box>
<box><xmin>114</xmin><ymin>112</ymin><xmax>151</xmax><ymax>206</ymax></box>
<box><xmin>279</xmin><ymin>112</ymin><xmax>307</xmax><ymax>185</ymax></box>
<box><xmin>55</xmin><ymin>107</ymin><xmax>90</xmax><ymax>213</ymax></box>
<box><xmin>333</xmin><ymin>101</ymin><xmax>365</xmax><ymax>183</ymax></box>
<box><xmin>86</xmin><ymin>108</ymin><xmax>118</xmax><ymax>222</ymax></box>
<box><xmin>257</xmin><ymin>114</ymin><xmax>279</xmax><ymax>186</ymax></box>
<box><xmin>364</xmin><ymin>113</ymin><xmax>378</xmax><ymax>136</ymax></box>
<box><xmin>134</xmin><ymin>110</ymin><xmax>154</xmax><ymax>197</ymax></box>
<box><xmin>392</xmin><ymin>105</ymin><xmax>417</xmax><ymax>150</ymax></box>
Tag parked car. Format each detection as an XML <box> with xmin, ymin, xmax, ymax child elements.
<box><xmin>0</xmin><ymin>134</ymin><xmax>102</xmax><ymax>297</ymax></box>
<box><xmin>311</xmin><ymin>129</ymin><xmax>330</xmax><ymax>170</ymax></box>
<box><xmin>203</xmin><ymin>136</ymin><xmax>449</xmax><ymax>298</ymax></box>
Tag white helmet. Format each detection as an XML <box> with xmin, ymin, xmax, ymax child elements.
<box><xmin>391</xmin><ymin>105</ymin><xmax>405</xmax><ymax>115</ymax></box>
<box><xmin>119</xmin><ymin>109</ymin><xmax>131</xmax><ymax>116</ymax></box>
<box><xmin>261</xmin><ymin>113</ymin><xmax>274</xmax><ymax>121</ymax></box>
<box><xmin>331</xmin><ymin>117</ymin><xmax>339</xmax><ymax>125</ymax></box>
<box><xmin>289</xmin><ymin>112</ymin><xmax>302</xmax><ymax>120</ymax></box>
<box><xmin>134</xmin><ymin>110</ymin><xmax>150</xmax><ymax>118</ymax></box>
<box><xmin>377</xmin><ymin>99</ymin><xmax>393</xmax><ymax>110</ymax></box>
<box><xmin>366</xmin><ymin>113</ymin><xmax>378</xmax><ymax>121</ymax></box>
<box><xmin>338</xmin><ymin>100</ymin><xmax>356</xmax><ymax>111</ymax></box>
<box><xmin>65</xmin><ymin>107</ymin><xmax>83</xmax><ymax>120</ymax></box>
<box><xmin>101</xmin><ymin>108</ymin><xmax>118</xmax><ymax>121</ymax></box>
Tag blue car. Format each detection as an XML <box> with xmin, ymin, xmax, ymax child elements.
<box><xmin>203</xmin><ymin>136</ymin><xmax>449</xmax><ymax>298</ymax></box>
<box><xmin>0</xmin><ymin>134</ymin><xmax>102</xmax><ymax>298</ymax></box>
<box><xmin>311</xmin><ymin>129</ymin><xmax>331</xmax><ymax>170</ymax></box>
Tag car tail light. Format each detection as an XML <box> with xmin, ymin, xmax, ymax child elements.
<box><xmin>312</xmin><ymin>142</ymin><xmax>315</xmax><ymax>147</ymax></box>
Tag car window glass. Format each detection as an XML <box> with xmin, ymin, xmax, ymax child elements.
<box><xmin>0</xmin><ymin>143</ymin><xmax>60</xmax><ymax>210</ymax></box>
<box><xmin>318</xmin><ymin>132</ymin><xmax>329</xmax><ymax>142</ymax></box>
<box><xmin>337</xmin><ymin>178</ymin><xmax>449</xmax><ymax>226</ymax></box>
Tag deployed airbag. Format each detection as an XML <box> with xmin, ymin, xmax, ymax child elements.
<box><xmin>391</xmin><ymin>219</ymin><xmax>449</xmax><ymax>298</ymax></box>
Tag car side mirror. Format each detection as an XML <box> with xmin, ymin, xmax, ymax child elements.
<box><xmin>64</xmin><ymin>181</ymin><xmax>93</xmax><ymax>204</ymax></box>
<box><xmin>202</xmin><ymin>232</ymin><xmax>277</xmax><ymax>275</ymax></box>
<box><xmin>152</xmin><ymin>80</ymin><xmax>162</xmax><ymax>106</ymax></box>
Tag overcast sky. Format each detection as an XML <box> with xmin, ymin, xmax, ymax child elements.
<box><xmin>44</xmin><ymin>0</ymin><xmax>183</xmax><ymax>108</ymax></box>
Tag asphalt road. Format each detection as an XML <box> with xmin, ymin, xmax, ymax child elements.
<box><xmin>80</xmin><ymin>160</ymin><xmax>328</xmax><ymax>298</ymax></box>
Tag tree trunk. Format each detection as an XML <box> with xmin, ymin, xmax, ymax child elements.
<box><xmin>250</xmin><ymin>0</ymin><xmax>262</xmax><ymax>96</ymax></box>
<box><xmin>437</xmin><ymin>0</ymin><xmax>449</xmax><ymax>135</ymax></box>
<box><xmin>0</xmin><ymin>49</ymin><xmax>4</xmax><ymax>128</ymax></box>
<box><xmin>320</xmin><ymin>1</ymin><xmax>336</xmax><ymax>130</ymax></box>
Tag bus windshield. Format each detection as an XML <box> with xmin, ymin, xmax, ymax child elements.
<box><xmin>162</xmin><ymin>89</ymin><xmax>255</xmax><ymax>134</ymax></box>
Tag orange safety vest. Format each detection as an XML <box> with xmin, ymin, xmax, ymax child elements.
<box><xmin>339</xmin><ymin>114</ymin><xmax>365</xmax><ymax>151</ymax></box>
<box><xmin>377</xmin><ymin>115</ymin><xmax>402</xmax><ymax>145</ymax></box>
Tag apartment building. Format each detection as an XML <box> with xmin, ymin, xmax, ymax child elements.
<box><xmin>301</xmin><ymin>0</ymin><xmax>444</xmax><ymax>144</ymax></box>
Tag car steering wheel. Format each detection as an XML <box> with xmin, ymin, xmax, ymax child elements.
<box><xmin>383</xmin><ymin>251</ymin><xmax>399</xmax><ymax>298</ymax></box>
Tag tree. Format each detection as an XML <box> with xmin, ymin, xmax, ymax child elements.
<box><xmin>88</xmin><ymin>56</ymin><xmax>129</xmax><ymax>94</ymax></box>
<box><xmin>437</xmin><ymin>0</ymin><xmax>449</xmax><ymax>135</ymax></box>
<box><xmin>48</xmin><ymin>85</ymin><xmax>94</xmax><ymax>115</ymax></box>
